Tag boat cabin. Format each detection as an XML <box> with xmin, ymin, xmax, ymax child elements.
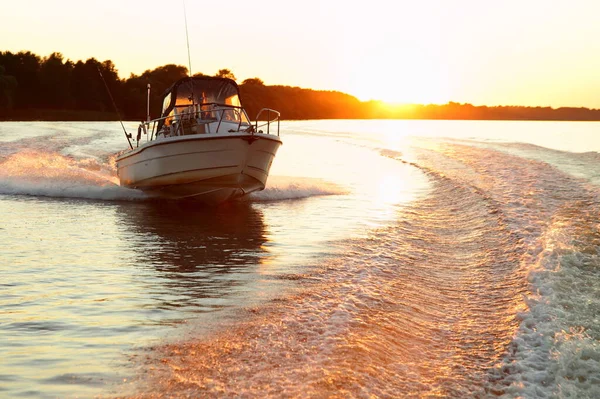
<box><xmin>128</xmin><ymin>76</ymin><xmax>279</xmax><ymax>149</ymax></box>
<box><xmin>156</xmin><ymin>76</ymin><xmax>251</xmax><ymax>137</ymax></box>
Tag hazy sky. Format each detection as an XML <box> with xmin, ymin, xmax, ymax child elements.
<box><xmin>2</xmin><ymin>0</ymin><xmax>600</xmax><ymax>107</ymax></box>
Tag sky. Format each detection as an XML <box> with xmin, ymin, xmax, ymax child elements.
<box><xmin>2</xmin><ymin>0</ymin><xmax>600</xmax><ymax>108</ymax></box>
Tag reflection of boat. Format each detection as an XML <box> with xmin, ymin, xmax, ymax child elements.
<box><xmin>114</xmin><ymin>201</ymin><xmax>270</xmax><ymax>313</ymax></box>
<box><xmin>116</xmin><ymin>76</ymin><xmax>282</xmax><ymax>204</ymax></box>
<box><xmin>117</xmin><ymin>201</ymin><xmax>268</xmax><ymax>271</ymax></box>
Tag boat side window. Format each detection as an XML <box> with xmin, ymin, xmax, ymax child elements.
<box><xmin>221</xmin><ymin>108</ymin><xmax>240</xmax><ymax>122</ymax></box>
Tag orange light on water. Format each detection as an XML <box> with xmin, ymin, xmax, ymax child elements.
<box><xmin>0</xmin><ymin>151</ymin><xmax>118</xmax><ymax>185</ymax></box>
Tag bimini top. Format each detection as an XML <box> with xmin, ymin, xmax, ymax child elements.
<box><xmin>158</xmin><ymin>76</ymin><xmax>242</xmax><ymax>130</ymax></box>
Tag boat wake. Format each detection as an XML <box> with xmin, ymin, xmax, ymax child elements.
<box><xmin>246</xmin><ymin>176</ymin><xmax>347</xmax><ymax>202</ymax></box>
<box><xmin>123</xmin><ymin>139</ymin><xmax>600</xmax><ymax>398</ymax></box>
<box><xmin>0</xmin><ymin>150</ymin><xmax>344</xmax><ymax>203</ymax></box>
<box><xmin>398</xmin><ymin>141</ymin><xmax>600</xmax><ymax>398</ymax></box>
<box><xmin>0</xmin><ymin>150</ymin><xmax>147</xmax><ymax>201</ymax></box>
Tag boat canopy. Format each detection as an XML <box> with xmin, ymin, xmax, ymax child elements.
<box><xmin>158</xmin><ymin>76</ymin><xmax>242</xmax><ymax>130</ymax></box>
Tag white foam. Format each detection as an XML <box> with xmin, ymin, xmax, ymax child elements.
<box><xmin>490</xmin><ymin>218</ymin><xmax>600</xmax><ymax>398</ymax></box>
<box><xmin>246</xmin><ymin>176</ymin><xmax>347</xmax><ymax>202</ymax></box>
<box><xmin>0</xmin><ymin>149</ymin><xmax>147</xmax><ymax>201</ymax></box>
<box><xmin>0</xmin><ymin>179</ymin><xmax>147</xmax><ymax>201</ymax></box>
<box><xmin>0</xmin><ymin>152</ymin><xmax>341</xmax><ymax>203</ymax></box>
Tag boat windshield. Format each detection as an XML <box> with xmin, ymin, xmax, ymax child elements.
<box><xmin>161</xmin><ymin>78</ymin><xmax>241</xmax><ymax>114</ymax></box>
<box><xmin>158</xmin><ymin>77</ymin><xmax>247</xmax><ymax>130</ymax></box>
<box><xmin>173</xmin><ymin>80</ymin><xmax>240</xmax><ymax>108</ymax></box>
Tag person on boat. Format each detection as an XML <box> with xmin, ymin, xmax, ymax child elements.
<box><xmin>200</xmin><ymin>91</ymin><xmax>213</xmax><ymax>120</ymax></box>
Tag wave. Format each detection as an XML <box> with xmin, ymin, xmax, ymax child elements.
<box><xmin>0</xmin><ymin>150</ymin><xmax>344</xmax><ymax>203</ymax></box>
<box><xmin>400</xmin><ymin>141</ymin><xmax>600</xmax><ymax>397</ymax></box>
<box><xmin>125</xmin><ymin>158</ymin><xmax>527</xmax><ymax>398</ymax></box>
<box><xmin>246</xmin><ymin>176</ymin><xmax>347</xmax><ymax>202</ymax></box>
<box><xmin>0</xmin><ymin>150</ymin><xmax>147</xmax><ymax>201</ymax></box>
<box><xmin>123</xmin><ymin>142</ymin><xmax>527</xmax><ymax>397</ymax></box>
<box><xmin>488</xmin><ymin>198</ymin><xmax>600</xmax><ymax>398</ymax></box>
<box><xmin>126</xmin><ymin>141</ymin><xmax>600</xmax><ymax>398</ymax></box>
<box><xmin>0</xmin><ymin>179</ymin><xmax>147</xmax><ymax>201</ymax></box>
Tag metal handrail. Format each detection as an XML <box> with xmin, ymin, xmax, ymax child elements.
<box><xmin>254</xmin><ymin>108</ymin><xmax>281</xmax><ymax>136</ymax></box>
<box><xmin>139</xmin><ymin>104</ymin><xmax>279</xmax><ymax>144</ymax></box>
<box><xmin>147</xmin><ymin>103</ymin><xmax>245</xmax><ymax>124</ymax></box>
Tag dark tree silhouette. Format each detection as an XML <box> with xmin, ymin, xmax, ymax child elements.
<box><xmin>0</xmin><ymin>51</ymin><xmax>42</xmax><ymax>109</ymax></box>
<box><xmin>39</xmin><ymin>53</ymin><xmax>73</xmax><ymax>109</ymax></box>
<box><xmin>1</xmin><ymin>49</ymin><xmax>600</xmax><ymax>121</ymax></box>
<box><xmin>215</xmin><ymin>69</ymin><xmax>236</xmax><ymax>81</ymax></box>
<box><xmin>0</xmin><ymin>65</ymin><xmax>17</xmax><ymax>110</ymax></box>
<box><xmin>241</xmin><ymin>77</ymin><xmax>264</xmax><ymax>86</ymax></box>
<box><xmin>123</xmin><ymin>64</ymin><xmax>189</xmax><ymax>120</ymax></box>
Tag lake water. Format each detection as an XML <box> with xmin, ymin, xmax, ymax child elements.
<box><xmin>1</xmin><ymin>120</ymin><xmax>599</xmax><ymax>398</ymax></box>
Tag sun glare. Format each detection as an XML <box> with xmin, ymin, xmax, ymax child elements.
<box><xmin>350</xmin><ymin>70</ymin><xmax>454</xmax><ymax>105</ymax></box>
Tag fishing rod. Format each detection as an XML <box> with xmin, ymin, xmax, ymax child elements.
<box><xmin>97</xmin><ymin>66</ymin><xmax>133</xmax><ymax>149</ymax></box>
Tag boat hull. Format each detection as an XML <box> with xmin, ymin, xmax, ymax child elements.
<box><xmin>116</xmin><ymin>133</ymin><xmax>282</xmax><ymax>203</ymax></box>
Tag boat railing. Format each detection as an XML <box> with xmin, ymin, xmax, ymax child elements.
<box><xmin>133</xmin><ymin>104</ymin><xmax>279</xmax><ymax>147</ymax></box>
<box><xmin>254</xmin><ymin>108</ymin><xmax>280</xmax><ymax>136</ymax></box>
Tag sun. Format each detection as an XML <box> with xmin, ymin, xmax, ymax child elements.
<box><xmin>348</xmin><ymin>66</ymin><xmax>454</xmax><ymax>105</ymax></box>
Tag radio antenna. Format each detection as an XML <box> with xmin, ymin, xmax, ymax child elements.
<box><xmin>183</xmin><ymin>0</ymin><xmax>193</xmax><ymax>77</ymax></box>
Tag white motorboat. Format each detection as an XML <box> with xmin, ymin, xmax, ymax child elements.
<box><xmin>116</xmin><ymin>76</ymin><xmax>282</xmax><ymax>203</ymax></box>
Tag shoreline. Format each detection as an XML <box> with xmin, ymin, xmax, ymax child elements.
<box><xmin>2</xmin><ymin>113</ymin><xmax>600</xmax><ymax>123</ymax></box>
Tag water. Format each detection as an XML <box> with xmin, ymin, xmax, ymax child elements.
<box><xmin>0</xmin><ymin>120</ymin><xmax>599</xmax><ymax>398</ymax></box>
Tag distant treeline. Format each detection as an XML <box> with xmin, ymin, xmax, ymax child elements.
<box><xmin>1</xmin><ymin>50</ymin><xmax>600</xmax><ymax>121</ymax></box>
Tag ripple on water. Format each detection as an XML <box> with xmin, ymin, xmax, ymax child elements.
<box><xmin>124</xmin><ymin>173</ymin><xmax>529</xmax><ymax>398</ymax></box>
